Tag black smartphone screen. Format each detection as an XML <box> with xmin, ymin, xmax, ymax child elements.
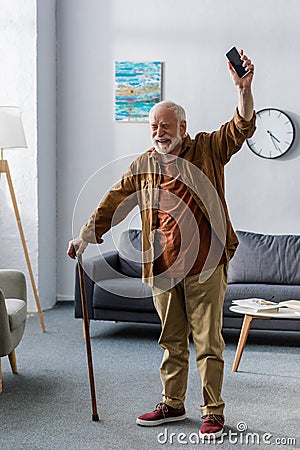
<box><xmin>226</xmin><ymin>47</ymin><xmax>247</xmax><ymax>78</ymax></box>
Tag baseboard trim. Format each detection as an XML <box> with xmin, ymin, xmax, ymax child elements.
<box><xmin>56</xmin><ymin>294</ymin><xmax>74</xmax><ymax>302</ymax></box>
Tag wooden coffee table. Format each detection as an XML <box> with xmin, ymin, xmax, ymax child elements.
<box><xmin>229</xmin><ymin>305</ymin><xmax>300</xmax><ymax>372</ymax></box>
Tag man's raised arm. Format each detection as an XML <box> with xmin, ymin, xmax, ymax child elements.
<box><xmin>228</xmin><ymin>49</ymin><xmax>254</xmax><ymax>121</ymax></box>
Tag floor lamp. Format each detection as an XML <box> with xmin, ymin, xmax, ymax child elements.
<box><xmin>0</xmin><ymin>106</ymin><xmax>45</xmax><ymax>332</ymax></box>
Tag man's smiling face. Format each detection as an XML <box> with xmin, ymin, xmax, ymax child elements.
<box><xmin>150</xmin><ymin>106</ymin><xmax>186</xmax><ymax>155</ymax></box>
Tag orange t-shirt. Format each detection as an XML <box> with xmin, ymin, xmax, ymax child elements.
<box><xmin>154</xmin><ymin>159</ymin><xmax>225</xmax><ymax>277</ymax></box>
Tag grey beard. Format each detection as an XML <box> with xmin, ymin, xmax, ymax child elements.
<box><xmin>152</xmin><ymin>135</ymin><xmax>183</xmax><ymax>154</ymax></box>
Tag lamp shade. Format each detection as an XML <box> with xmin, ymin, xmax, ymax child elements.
<box><xmin>0</xmin><ymin>106</ymin><xmax>27</xmax><ymax>150</ymax></box>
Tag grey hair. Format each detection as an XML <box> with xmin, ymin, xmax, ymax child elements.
<box><xmin>149</xmin><ymin>100</ymin><xmax>186</xmax><ymax>123</ymax></box>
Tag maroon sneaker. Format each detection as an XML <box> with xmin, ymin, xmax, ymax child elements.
<box><xmin>136</xmin><ymin>402</ymin><xmax>186</xmax><ymax>426</ymax></box>
<box><xmin>199</xmin><ymin>414</ymin><xmax>225</xmax><ymax>439</ymax></box>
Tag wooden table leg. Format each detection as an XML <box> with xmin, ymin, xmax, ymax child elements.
<box><xmin>232</xmin><ymin>314</ymin><xmax>253</xmax><ymax>372</ymax></box>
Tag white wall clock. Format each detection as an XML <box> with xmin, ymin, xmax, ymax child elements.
<box><xmin>246</xmin><ymin>108</ymin><xmax>295</xmax><ymax>159</ymax></box>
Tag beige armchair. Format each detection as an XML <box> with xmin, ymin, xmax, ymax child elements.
<box><xmin>0</xmin><ymin>270</ymin><xmax>27</xmax><ymax>393</ymax></box>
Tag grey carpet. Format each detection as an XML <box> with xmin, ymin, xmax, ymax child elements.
<box><xmin>0</xmin><ymin>302</ymin><xmax>299</xmax><ymax>450</ymax></box>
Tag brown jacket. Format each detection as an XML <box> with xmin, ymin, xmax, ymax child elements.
<box><xmin>80</xmin><ymin>108</ymin><xmax>256</xmax><ymax>286</ymax></box>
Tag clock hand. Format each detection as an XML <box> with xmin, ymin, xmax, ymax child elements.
<box><xmin>267</xmin><ymin>130</ymin><xmax>281</xmax><ymax>143</ymax></box>
<box><xmin>269</xmin><ymin>134</ymin><xmax>282</xmax><ymax>153</ymax></box>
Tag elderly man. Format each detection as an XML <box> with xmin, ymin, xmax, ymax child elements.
<box><xmin>68</xmin><ymin>50</ymin><xmax>255</xmax><ymax>438</ymax></box>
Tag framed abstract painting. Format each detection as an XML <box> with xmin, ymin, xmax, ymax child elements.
<box><xmin>115</xmin><ymin>61</ymin><xmax>163</xmax><ymax>122</ymax></box>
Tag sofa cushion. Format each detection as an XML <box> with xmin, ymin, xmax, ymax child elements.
<box><xmin>225</xmin><ymin>283</ymin><xmax>300</xmax><ymax>306</ymax></box>
<box><xmin>118</xmin><ymin>229</ymin><xmax>142</xmax><ymax>278</ymax></box>
<box><xmin>93</xmin><ymin>277</ymin><xmax>154</xmax><ymax>312</ymax></box>
<box><xmin>228</xmin><ymin>231</ymin><xmax>300</xmax><ymax>285</ymax></box>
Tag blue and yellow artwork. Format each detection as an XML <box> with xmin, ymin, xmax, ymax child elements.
<box><xmin>115</xmin><ymin>61</ymin><xmax>162</xmax><ymax>122</ymax></box>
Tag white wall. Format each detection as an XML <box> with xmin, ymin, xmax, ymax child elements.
<box><xmin>37</xmin><ymin>0</ymin><xmax>57</xmax><ymax>310</ymax></box>
<box><xmin>0</xmin><ymin>1</ymin><xmax>39</xmax><ymax>312</ymax></box>
<box><xmin>0</xmin><ymin>0</ymin><xmax>56</xmax><ymax>312</ymax></box>
<box><xmin>57</xmin><ymin>0</ymin><xmax>300</xmax><ymax>300</ymax></box>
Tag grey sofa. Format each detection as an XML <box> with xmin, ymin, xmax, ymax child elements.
<box><xmin>75</xmin><ymin>229</ymin><xmax>300</xmax><ymax>332</ymax></box>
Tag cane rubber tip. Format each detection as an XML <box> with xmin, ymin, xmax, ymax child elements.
<box><xmin>92</xmin><ymin>413</ymin><xmax>100</xmax><ymax>422</ymax></box>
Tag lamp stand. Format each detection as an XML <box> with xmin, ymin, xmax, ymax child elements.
<box><xmin>0</xmin><ymin>158</ymin><xmax>46</xmax><ymax>332</ymax></box>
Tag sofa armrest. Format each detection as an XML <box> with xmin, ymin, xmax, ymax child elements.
<box><xmin>0</xmin><ymin>270</ymin><xmax>27</xmax><ymax>302</ymax></box>
<box><xmin>74</xmin><ymin>251</ymin><xmax>122</xmax><ymax>320</ymax></box>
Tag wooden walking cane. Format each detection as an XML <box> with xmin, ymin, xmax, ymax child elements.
<box><xmin>76</xmin><ymin>249</ymin><xmax>100</xmax><ymax>422</ymax></box>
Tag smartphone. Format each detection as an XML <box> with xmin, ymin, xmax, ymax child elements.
<box><xmin>226</xmin><ymin>46</ymin><xmax>248</xmax><ymax>78</ymax></box>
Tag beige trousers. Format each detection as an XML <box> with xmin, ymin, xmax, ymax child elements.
<box><xmin>152</xmin><ymin>264</ymin><xmax>227</xmax><ymax>416</ymax></box>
